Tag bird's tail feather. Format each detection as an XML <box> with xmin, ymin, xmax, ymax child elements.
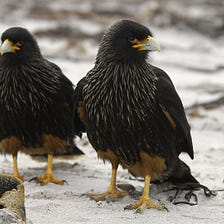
<box><xmin>167</xmin><ymin>159</ymin><xmax>199</xmax><ymax>184</ymax></box>
<box><xmin>166</xmin><ymin>159</ymin><xmax>216</xmax><ymax>197</ymax></box>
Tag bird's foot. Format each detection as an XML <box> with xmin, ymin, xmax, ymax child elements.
<box><xmin>29</xmin><ymin>174</ymin><xmax>66</xmax><ymax>185</ymax></box>
<box><xmin>124</xmin><ymin>196</ymin><xmax>165</xmax><ymax>213</ymax></box>
<box><xmin>87</xmin><ymin>189</ymin><xmax>128</xmax><ymax>202</ymax></box>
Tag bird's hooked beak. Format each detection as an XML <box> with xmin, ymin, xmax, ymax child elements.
<box><xmin>0</xmin><ymin>39</ymin><xmax>21</xmax><ymax>55</ymax></box>
<box><xmin>131</xmin><ymin>35</ymin><xmax>160</xmax><ymax>52</ymax></box>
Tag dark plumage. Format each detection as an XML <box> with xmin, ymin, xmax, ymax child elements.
<box><xmin>74</xmin><ymin>20</ymin><xmax>202</xmax><ymax>211</ymax></box>
<box><xmin>0</xmin><ymin>27</ymin><xmax>81</xmax><ymax>185</ymax></box>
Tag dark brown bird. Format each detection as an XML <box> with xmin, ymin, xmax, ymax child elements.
<box><xmin>0</xmin><ymin>27</ymin><xmax>81</xmax><ymax>185</ymax></box>
<box><xmin>74</xmin><ymin>19</ymin><xmax>206</xmax><ymax>212</ymax></box>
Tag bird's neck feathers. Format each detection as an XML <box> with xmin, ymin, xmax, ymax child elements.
<box><xmin>0</xmin><ymin>50</ymin><xmax>43</xmax><ymax>68</ymax></box>
<box><xmin>84</xmin><ymin>59</ymin><xmax>158</xmax><ymax>135</ymax></box>
<box><xmin>94</xmin><ymin>58</ymin><xmax>156</xmax><ymax>85</ymax></box>
<box><xmin>85</xmin><ymin>59</ymin><xmax>157</xmax><ymax>112</ymax></box>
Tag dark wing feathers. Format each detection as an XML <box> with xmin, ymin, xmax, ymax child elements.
<box><xmin>153</xmin><ymin>66</ymin><xmax>194</xmax><ymax>159</ymax></box>
<box><xmin>74</xmin><ymin>67</ymin><xmax>193</xmax><ymax>160</ymax></box>
<box><xmin>73</xmin><ymin>77</ymin><xmax>86</xmax><ymax>136</ymax></box>
<box><xmin>47</xmin><ymin>59</ymin><xmax>86</xmax><ymax>138</ymax></box>
<box><xmin>47</xmin><ymin>59</ymin><xmax>86</xmax><ymax>136</ymax></box>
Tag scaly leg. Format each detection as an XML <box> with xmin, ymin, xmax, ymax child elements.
<box><xmin>12</xmin><ymin>153</ymin><xmax>23</xmax><ymax>181</ymax></box>
<box><xmin>125</xmin><ymin>175</ymin><xmax>164</xmax><ymax>213</ymax></box>
<box><xmin>88</xmin><ymin>161</ymin><xmax>128</xmax><ymax>202</ymax></box>
<box><xmin>32</xmin><ymin>154</ymin><xmax>65</xmax><ymax>185</ymax></box>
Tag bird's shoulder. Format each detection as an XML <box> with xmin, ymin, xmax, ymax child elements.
<box><xmin>44</xmin><ymin>59</ymin><xmax>69</xmax><ymax>80</ymax></box>
<box><xmin>43</xmin><ymin>59</ymin><xmax>74</xmax><ymax>91</ymax></box>
<box><xmin>152</xmin><ymin>65</ymin><xmax>194</xmax><ymax>159</ymax></box>
<box><xmin>152</xmin><ymin>65</ymin><xmax>184</xmax><ymax>113</ymax></box>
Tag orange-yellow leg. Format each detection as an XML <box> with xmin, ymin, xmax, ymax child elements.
<box><xmin>34</xmin><ymin>154</ymin><xmax>65</xmax><ymax>185</ymax></box>
<box><xmin>12</xmin><ymin>153</ymin><xmax>23</xmax><ymax>181</ymax></box>
<box><xmin>125</xmin><ymin>175</ymin><xmax>164</xmax><ymax>213</ymax></box>
<box><xmin>88</xmin><ymin>162</ymin><xmax>127</xmax><ymax>202</ymax></box>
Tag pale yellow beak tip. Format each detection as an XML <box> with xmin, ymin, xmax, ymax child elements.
<box><xmin>0</xmin><ymin>39</ymin><xmax>14</xmax><ymax>55</ymax></box>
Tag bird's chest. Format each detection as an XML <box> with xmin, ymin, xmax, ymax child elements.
<box><xmin>84</xmin><ymin>73</ymin><xmax>156</xmax><ymax>130</ymax></box>
<box><xmin>0</xmin><ymin>71</ymin><xmax>54</xmax><ymax>113</ymax></box>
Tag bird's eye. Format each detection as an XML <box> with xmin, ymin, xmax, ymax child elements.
<box><xmin>14</xmin><ymin>42</ymin><xmax>22</xmax><ymax>49</ymax></box>
<box><xmin>17</xmin><ymin>41</ymin><xmax>23</xmax><ymax>46</ymax></box>
<box><xmin>146</xmin><ymin>36</ymin><xmax>152</xmax><ymax>42</ymax></box>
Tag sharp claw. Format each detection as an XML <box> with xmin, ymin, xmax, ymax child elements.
<box><xmin>124</xmin><ymin>198</ymin><xmax>164</xmax><ymax>212</ymax></box>
<box><xmin>79</xmin><ymin>193</ymin><xmax>87</xmax><ymax>198</ymax></box>
<box><xmin>28</xmin><ymin>176</ymin><xmax>66</xmax><ymax>185</ymax></box>
<box><xmin>63</xmin><ymin>180</ymin><xmax>69</xmax><ymax>185</ymax></box>
<box><xmin>29</xmin><ymin>177</ymin><xmax>37</xmax><ymax>182</ymax></box>
<box><xmin>29</xmin><ymin>176</ymin><xmax>43</xmax><ymax>185</ymax></box>
<box><xmin>135</xmin><ymin>207</ymin><xmax>144</xmax><ymax>214</ymax></box>
<box><xmin>105</xmin><ymin>195</ymin><xmax>112</xmax><ymax>203</ymax></box>
<box><xmin>134</xmin><ymin>203</ymin><xmax>151</xmax><ymax>214</ymax></box>
<box><xmin>124</xmin><ymin>204</ymin><xmax>132</xmax><ymax>210</ymax></box>
<box><xmin>164</xmin><ymin>206</ymin><xmax>169</xmax><ymax>212</ymax></box>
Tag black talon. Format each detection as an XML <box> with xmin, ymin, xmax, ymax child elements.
<box><xmin>29</xmin><ymin>177</ymin><xmax>37</xmax><ymax>182</ymax></box>
<box><xmin>124</xmin><ymin>204</ymin><xmax>132</xmax><ymax>210</ymax></box>
<box><xmin>79</xmin><ymin>193</ymin><xmax>87</xmax><ymax>198</ymax></box>
<box><xmin>63</xmin><ymin>180</ymin><xmax>69</xmax><ymax>185</ymax></box>
<box><xmin>105</xmin><ymin>195</ymin><xmax>111</xmax><ymax>203</ymax></box>
<box><xmin>134</xmin><ymin>208</ymin><xmax>142</xmax><ymax>214</ymax></box>
<box><xmin>164</xmin><ymin>206</ymin><xmax>169</xmax><ymax>212</ymax></box>
<box><xmin>29</xmin><ymin>177</ymin><xmax>44</xmax><ymax>185</ymax></box>
<box><xmin>28</xmin><ymin>177</ymin><xmax>42</xmax><ymax>185</ymax></box>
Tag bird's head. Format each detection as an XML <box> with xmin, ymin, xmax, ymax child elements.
<box><xmin>96</xmin><ymin>20</ymin><xmax>160</xmax><ymax>64</ymax></box>
<box><xmin>0</xmin><ymin>27</ymin><xmax>41</xmax><ymax>60</ymax></box>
